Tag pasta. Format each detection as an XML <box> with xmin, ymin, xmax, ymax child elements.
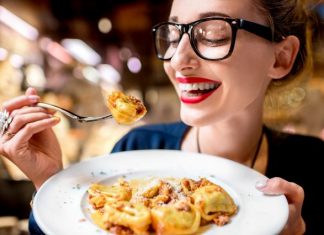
<box><xmin>191</xmin><ymin>185</ymin><xmax>237</xmax><ymax>224</ymax></box>
<box><xmin>101</xmin><ymin>201</ymin><xmax>151</xmax><ymax>235</ymax></box>
<box><xmin>88</xmin><ymin>179</ymin><xmax>132</xmax><ymax>209</ymax></box>
<box><xmin>151</xmin><ymin>200</ymin><xmax>201</xmax><ymax>235</ymax></box>
<box><xmin>106</xmin><ymin>91</ymin><xmax>147</xmax><ymax>125</ymax></box>
<box><xmin>87</xmin><ymin>177</ymin><xmax>237</xmax><ymax>235</ymax></box>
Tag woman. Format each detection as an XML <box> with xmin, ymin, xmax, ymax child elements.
<box><xmin>0</xmin><ymin>0</ymin><xmax>323</xmax><ymax>234</ymax></box>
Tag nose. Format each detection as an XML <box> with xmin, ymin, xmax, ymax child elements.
<box><xmin>170</xmin><ymin>34</ymin><xmax>199</xmax><ymax>71</ymax></box>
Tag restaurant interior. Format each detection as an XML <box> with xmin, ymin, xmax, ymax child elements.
<box><xmin>0</xmin><ymin>0</ymin><xmax>323</xmax><ymax>234</ymax></box>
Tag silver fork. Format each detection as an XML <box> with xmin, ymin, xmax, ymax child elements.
<box><xmin>37</xmin><ymin>102</ymin><xmax>113</xmax><ymax>123</ymax></box>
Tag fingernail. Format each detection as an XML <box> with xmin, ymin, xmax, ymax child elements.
<box><xmin>51</xmin><ymin>116</ymin><xmax>60</xmax><ymax>122</ymax></box>
<box><xmin>46</xmin><ymin>109</ymin><xmax>56</xmax><ymax>115</ymax></box>
<box><xmin>28</xmin><ymin>95</ymin><xmax>39</xmax><ymax>103</ymax></box>
<box><xmin>255</xmin><ymin>179</ymin><xmax>268</xmax><ymax>189</ymax></box>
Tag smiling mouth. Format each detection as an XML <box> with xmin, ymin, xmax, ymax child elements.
<box><xmin>179</xmin><ymin>81</ymin><xmax>222</xmax><ymax>104</ymax></box>
<box><xmin>179</xmin><ymin>82</ymin><xmax>220</xmax><ymax>95</ymax></box>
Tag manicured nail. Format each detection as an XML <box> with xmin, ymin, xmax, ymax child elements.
<box><xmin>51</xmin><ymin>116</ymin><xmax>61</xmax><ymax>122</ymax></box>
<box><xmin>255</xmin><ymin>179</ymin><xmax>268</xmax><ymax>189</ymax></box>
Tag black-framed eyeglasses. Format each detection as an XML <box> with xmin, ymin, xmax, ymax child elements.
<box><xmin>152</xmin><ymin>17</ymin><xmax>281</xmax><ymax>61</ymax></box>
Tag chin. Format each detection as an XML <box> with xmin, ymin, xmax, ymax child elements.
<box><xmin>179</xmin><ymin>106</ymin><xmax>206</xmax><ymax>127</ymax></box>
<box><xmin>180</xmin><ymin>103</ymin><xmax>230</xmax><ymax>127</ymax></box>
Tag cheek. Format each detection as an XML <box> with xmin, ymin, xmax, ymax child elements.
<box><xmin>202</xmin><ymin>42</ymin><xmax>273</xmax><ymax>119</ymax></box>
<box><xmin>223</xmin><ymin>66</ymin><xmax>269</xmax><ymax>110</ymax></box>
<box><xmin>163</xmin><ymin>63</ymin><xmax>178</xmax><ymax>89</ymax></box>
<box><xmin>226</xmin><ymin>39</ymin><xmax>273</xmax><ymax>91</ymax></box>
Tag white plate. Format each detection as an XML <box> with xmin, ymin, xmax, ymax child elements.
<box><xmin>33</xmin><ymin>150</ymin><xmax>288</xmax><ymax>235</ymax></box>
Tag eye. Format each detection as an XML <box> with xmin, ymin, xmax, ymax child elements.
<box><xmin>194</xmin><ymin>20</ymin><xmax>231</xmax><ymax>47</ymax></box>
<box><xmin>201</xmin><ymin>37</ymin><xmax>231</xmax><ymax>46</ymax></box>
<box><xmin>195</xmin><ymin>29</ymin><xmax>231</xmax><ymax>46</ymax></box>
<box><xmin>167</xmin><ymin>27</ymin><xmax>180</xmax><ymax>46</ymax></box>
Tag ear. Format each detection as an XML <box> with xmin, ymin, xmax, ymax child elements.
<box><xmin>267</xmin><ymin>35</ymin><xmax>300</xmax><ymax>79</ymax></box>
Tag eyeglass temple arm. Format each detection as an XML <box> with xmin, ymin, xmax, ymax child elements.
<box><xmin>239</xmin><ymin>19</ymin><xmax>274</xmax><ymax>41</ymax></box>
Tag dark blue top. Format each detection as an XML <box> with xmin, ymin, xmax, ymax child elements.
<box><xmin>29</xmin><ymin>122</ymin><xmax>324</xmax><ymax>235</ymax></box>
<box><xmin>111</xmin><ymin>122</ymin><xmax>188</xmax><ymax>152</ymax></box>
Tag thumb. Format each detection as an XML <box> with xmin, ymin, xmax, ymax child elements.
<box><xmin>255</xmin><ymin>177</ymin><xmax>304</xmax><ymax>205</ymax></box>
<box><xmin>25</xmin><ymin>87</ymin><xmax>38</xmax><ymax>96</ymax></box>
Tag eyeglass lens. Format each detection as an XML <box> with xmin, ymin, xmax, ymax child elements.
<box><xmin>155</xmin><ymin>19</ymin><xmax>233</xmax><ymax>60</ymax></box>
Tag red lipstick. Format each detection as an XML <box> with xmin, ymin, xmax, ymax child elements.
<box><xmin>176</xmin><ymin>77</ymin><xmax>221</xmax><ymax>104</ymax></box>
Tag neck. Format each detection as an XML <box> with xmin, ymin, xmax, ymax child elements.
<box><xmin>196</xmin><ymin>124</ymin><xmax>263</xmax><ymax>168</ymax></box>
<box><xmin>193</xmin><ymin>106</ymin><xmax>264</xmax><ymax>166</ymax></box>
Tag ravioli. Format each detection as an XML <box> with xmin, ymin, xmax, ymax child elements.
<box><xmin>151</xmin><ymin>200</ymin><xmax>201</xmax><ymax>235</ymax></box>
<box><xmin>87</xmin><ymin>177</ymin><xmax>237</xmax><ymax>235</ymax></box>
<box><xmin>107</xmin><ymin>91</ymin><xmax>147</xmax><ymax>125</ymax></box>
<box><xmin>88</xmin><ymin>179</ymin><xmax>132</xmax><ymax>209</ymax></box>
<box><xmin>191</xmin><ymin>185</ymin><xmax>237</xmax><ymax>223</ymax></box>
<box><xmin>102</xmin><ymin>201</ymin><xmax>151</xmax><ymax>235</ymax></box>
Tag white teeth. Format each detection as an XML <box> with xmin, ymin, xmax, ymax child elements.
<box><xmin>179</xmin><ymin>83</ymin><xmax>217</xmax><ymax>91</ymax></box>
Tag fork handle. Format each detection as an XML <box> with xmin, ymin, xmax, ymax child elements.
<box><xmin>37</xmin><ymin>102</ymin><xmax>80</xmax><ymax>120</ymax></box>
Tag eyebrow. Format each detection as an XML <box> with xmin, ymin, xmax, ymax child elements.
<box><xmin>200</xmin><ymin>12</ymin><xmax>230</xmax><ymax>18</ymax></box>
<box><xmin>169</xmin><ymin>12</ymin><xmax>230</xmax><ymax>22</ymax></box>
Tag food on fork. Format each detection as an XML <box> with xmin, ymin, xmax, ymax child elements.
<box><xmin>107</xmin><ymin>91</ymin><xmax>147</xmax><ymax>125</ymax></box>
<box><xmin>87</xmin><ymin>177</ymin><xmax>237</xmax><ymax>235</ymax></box>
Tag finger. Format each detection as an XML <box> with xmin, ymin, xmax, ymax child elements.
<box><xmin>25</xmin><ymin>87</ymin><xmax>38</xmax><ymax>96</ymax></box>
<box><xmin>11</xmin><ymin>106</ymin><xmax>56</xmax><ymax>117</ymax></box>
<box><xmin>5</xmin><ymin>112</ymin><xmax>55</xmax><ymax>137</ymax></box>
<box><xmin>2</xmin><ymin>95</ymin><xmax>40</xmax><ymax>113</ymax></box>
<box><xmin>0</xmin><ymin>131</ymin><xmax>16</xmax><ymax>144</ymax></box>
<box><xmin>13</xmin><ymin>116</ymin><xmax>60</xmax><ymax>144</ymax></box>
<box><xmin>1</xmin><ymin>116</ymin><xmax>60</xmax><ymax>155</ymax></box>
<box><xmin>256</xmin><ymin>177</ymin><xmax>304</xmax><ymax>205</ymax></box>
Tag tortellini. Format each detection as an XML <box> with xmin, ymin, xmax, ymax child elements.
<box><xmin>102</xmin><ymin>201</ymin><xmax>151</xmax><ymax>235</ymax></box>
<box><xmin>191</xmin><ymin>185</ymin><xmax>237</xmax><ymax>222</ymax></box>
<box><xmin>151</xmin><ymin>200</ymin><xmax>201</xmax><ymax>235</ymax></box>
<box><xmin>106</xmin><ymin>91</ymin><xmax>147</xmax><ymax>125</ymax></box>
<box><xmin>88</xmin><ymin>180</ymin><xmax>132</xmax><ymax>209</ymax></box>
<box><xmin>88</xmin><ymin>177</ymin><xmax>237</xmax><ymax>234</ymax></box>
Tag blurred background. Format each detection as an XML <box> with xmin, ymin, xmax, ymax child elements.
<box><xmin>0</xmin><ymin>0</ymin><xmax>323</xmax><ymax>234</ymax></box>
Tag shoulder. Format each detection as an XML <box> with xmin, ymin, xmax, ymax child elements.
<box><xmin>265</xmin><ymin>126</ymin><xmax>324</xmax><ymax>234</ymax></box>
<box><xmin>111</xmin><ymin>121</ymin><xmax>189</xmax><ymax>152</ymax></box>
<box><xmin>265</xmin><ymin>126</ymin><xmax>324</xmax><ymax>154</ymax></box>
<box><xmin>265</xmin><ymin>125</ymin><xmax>324</xmax><ymax>176</ymax></box>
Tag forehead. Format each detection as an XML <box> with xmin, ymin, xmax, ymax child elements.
<box><xmin>170</xmin><ymin>0</ymin><xmax>264</xmax><ymax>23</ymax></box>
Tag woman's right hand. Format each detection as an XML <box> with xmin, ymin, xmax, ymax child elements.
<box><xmin>0</xmin><ymin>87</ymin><xmax>62</xmax><ymax>190</ymax></box>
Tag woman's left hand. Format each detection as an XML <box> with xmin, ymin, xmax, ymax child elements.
<box><xmin>256</xmin><ymin>177</ymin><xmax>305</xmax><ymax>235</ymax></box>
